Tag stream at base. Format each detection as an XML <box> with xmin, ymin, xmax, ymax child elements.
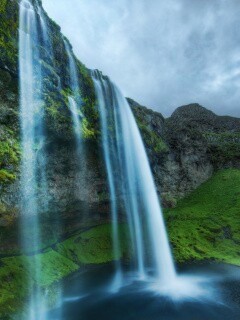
<box><xmin>48</xmin><ymin>263</ymin><xmax>240</xmax><ymax>320</ymax></box>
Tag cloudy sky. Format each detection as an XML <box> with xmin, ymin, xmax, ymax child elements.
<box><xmin>42</xmin><ymin>0</ymin><xmax>240</xmax><ymax>117</ymax></box>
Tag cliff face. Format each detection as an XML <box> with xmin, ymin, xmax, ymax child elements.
<box><xmin>130</xmin><ymin>100</ymin><xmax>240</xmax><ymax>207</ymax></box>
<box><xmin>0</xmin><ymin>0</ymin><xmax>104</xmax><ymax>253</ymax></box>
<box><xmin>0</xmin><ymin>0</ymin><xmax>240</xmax><ymax>253</ymax></box>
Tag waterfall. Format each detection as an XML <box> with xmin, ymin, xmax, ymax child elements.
<box><xmin>64</xmin><ymin>40</ymin><xmax>83</xmax><ymax>147</ymax></box>
<box><xmin>92</xmin><ymin>70</ymin><xmax>176</xmax><ymax>287</ymax></box>
<box><xmin>19</xmin><ymin>0</ymin><xmax>50</xmax><ymax>318</ymax></box>
<box><xmin>92</xmin><ymin>72</ymin><xmax>123</xmax><ymax>291</ymax></box>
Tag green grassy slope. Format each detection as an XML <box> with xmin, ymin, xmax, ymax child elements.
<box><xmin>0</xmin><ymin>224</ymin><xmax>129</xmax><ymax>317</ymax></box>
<box><xmin>166</xmin><ymin>169</ymin><xmax>240</xmax><ymax>265</ymax></box>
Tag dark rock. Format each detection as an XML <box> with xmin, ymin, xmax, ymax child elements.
<box><xmin>130</xmin><ymin>101</ymin><xmax>240</xmax><ymax>206</ymax></box>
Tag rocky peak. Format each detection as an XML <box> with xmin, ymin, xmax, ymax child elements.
<box><xmin>169</xmin><ymin>103</ymin><xmax>240</xmax><ymax>133</ymax></box>
<box><xmin>170</xmin><ymin>103</ymin><xmax>216</xmax><ymax>123</ymax></box>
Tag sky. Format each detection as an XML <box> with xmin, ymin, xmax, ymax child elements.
<box><xmin>42</xmin><ymin>0</ymin><xmax>240</xmax><ymax>118</ymax></box>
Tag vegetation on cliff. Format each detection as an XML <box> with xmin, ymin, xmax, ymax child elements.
<box><xmin>0</xmin><ymin>127</ymin><xmax>20</xmax><ymax>185</ymax></box>
<box><xmin>204</xmin><ymin>132</ymin><xmax>240</xmax><ymax>166</ymax></box>
<box><xmin>0</xmin><ymin>0</ymin><xmax>18</xmax><ymax>73</ymax></box>
<box><xmin>0</xmin><ymin>0</ymin><xmax>99</xmax><ymax>141</ymax></box>
<box><xmin>166</xmin><ymin>168</ymin><xmax>240</xmax><ymax>265</ymax></box>
<box><xmin>129</xmin><ymin>98</ymin><xmax>169</xmax><ymax>155</ymax></box>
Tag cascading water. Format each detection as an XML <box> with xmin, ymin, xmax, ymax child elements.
<box><xmin>19</xmin><ymin>0</ymin><xmax>50</xmax><ymax>318</ymax></box>
<box><xmin>92</xmin><ymin>70</ymin><xmax>176</xmax><ymax>288</ymax></box>
<box><xmin>19</xmin><ymin>2</ymin><xmax>85</xmax><ymax>315</ymax></box>
<box><xmin>64</xmin><ymin>40</ymin><xmax>83</xmax><ymax>148</ymax></box>
<box><xmin>91</xmin><ymin>72</ymin><xmax>123</xmax><ymax>291</ymax></box>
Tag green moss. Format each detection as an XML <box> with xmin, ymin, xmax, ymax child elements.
<box><xmin>204</xmin><ymin>132</ymin><xmax>240</xmax><ymax>164</ymax></box>
<box><xmin>46</xmin><ymin>100</ymin><xmax>63</xmax><ymax>119</ymax></box>
<box><xmin>0</xmin><ymin>0</ymin><xmax>18</xmax><ymax>71</ymax></box>
<box><xmin>0</xmin><ymin>129</ymin><xmax>20</xmax><ymax>185</ymax></box>
<box><xmin>0</xmin><ymin>252</ymin><xmax>79</xmax><ymax>318</ymax></box>
<box><xmin>0</xmin><ymin>140</ymin><xmax>20</xmax><ymax>166</ymax></box>
<box><xmin>0</xmin><ymin>0</ymin><xmax>7</xmax><ymax>13</ymax></box>
<box><xmin>44</xmin><ymin>25</ymin><xmax>98</xmax><ymax>140</ymax></box>
<box><xmin>44</xmin><ymin>78</ymin><xmax>98</xmax><ymax>140</ymax></box>
<box><xmin>0</xmin><ymin>169</ymin><xmax>16</xmax><ymax>183</ymax></box>
<box><xmin>0</xmin><ymin>256</ymin><xmax>28</xmax><ymax>317</ymax></box>
<box><xmin>154</xmin><ymin>138</ymin><xmax>169</xmax><ymax>153</ymax></box>
<box><xmin>56</xmin><ymin>224</ymin><xmax>129</xmax><ymax>264</ymax></box>
<box><xmin>28</xmin><ymin>250</ymin><xmax>79</xmax><ymax>288</ymax></box>
<box><xmin>44</xmin><ymin>89</ymin><xmax>73</xmax><ymax>137</ymax></box>
<box><xmin>81</xmin><ymin>117</ymin><xmax>96</xmax><ymax>139</ymax></box>
<box><xmin>137</xmin><ymin>121</ymin><xmax>169</xmax><ymax>153</ymax></box>
<box><xmin>75</xmin><ymin>63</ymin><xmax>99</xmax><ymax>139</ymax></box>
<box><xmin>0</xmin><ymin>224</ymin><xmax>129</xmax><ymax>318</ymax></box>
<box><xmin>80</xmin><ymin>94</ymin><xmax>99</xmax><ymax>140</ymax></box>
<box><xmin>205</xmin><ymin>132</ymin><xmax>240</xmax><ymax>140</ymax></box>
<box><xmin>165</xmin><ymin>169</ymin><xmax>240</xmax><ymax>265</ymax></box>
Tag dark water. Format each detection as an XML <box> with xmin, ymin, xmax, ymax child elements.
<box><xmin>48</xmin><ymin>264</ymin><xmax>240</xmax><ymax>320</ymax></box>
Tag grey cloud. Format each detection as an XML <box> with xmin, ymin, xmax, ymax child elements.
<box><xmin>43</xmin><ymin>0</ymin><xmax>240</xmax><ymax>117</ymax></box>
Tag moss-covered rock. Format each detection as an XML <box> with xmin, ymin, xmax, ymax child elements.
<box><xmin>0</xmin><ymin>0</ymin><xmax>18</xmax><ymax>74</ymax></box>
<box><xmin>0</xmin><ymin>0</ymin><xmax>99</xmax><ymax>141</ymax></box>
<box><xmin>204</xmin><ymin>132</ymin><xmax>240</xmax><ymax>166</ymax></box>
<box><xmin>56</xmin><ymin>224</ymin><xmax>129</xmax><ymax>265</ymax></box>
<box><xmin>40</xmin><ymin>18</ymin><xmax>99</xmax><ymax>140</ymax></box>
<box><xmin>0</xmin><ymin>126</ymin><xmax>20</xmax><ymax>186</ymax></box>
<box><xmin>165</xmin><ymin>169</ymin><xmax>240</xmax><ymax>265</ymax></box>
<box><xmin>129</xmin><ymin>98</ymin><xmax>168</xmax><ymax>155</ymax></box>
<box><xmin>0</xmin><ymin>223</ymin><xmax>129</xmax><ymax>318</ymax></box>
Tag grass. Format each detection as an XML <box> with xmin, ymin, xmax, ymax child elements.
<box><xmin>56</xmin><ymin>224</ymin><xmax>129</xmax><ymax>264</ymax></box>
<box><xmin>165</xmin><ymin>169</ymin><xmax>240</xmax><ymax>265</ymax></box>
<box><xmin>0</xmin><ymin>224</ymin><xmax>129</xmax><ymax>318</ymax></box>
<box><xmin>0</xmin><ymin>252</ymin><xmax>79</xmax><ymax>317</ymax></box>
<box><xmin>204</xmin><ymin>132</ymin><xmax>240</xmax><ymax>164</ymax></box>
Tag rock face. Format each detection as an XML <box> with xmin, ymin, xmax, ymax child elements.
<box><xmin>0</xmin><ymin>0</ymin><xmax>240</xmax><ymax>252</ymax></box>
<box><xmin>130</xmin><ymin>100</ymin><xmax>240</xmax><ymax>207</ymax></box>
<box><xmin>0</xmin><ymin>0</ymin><xmax>102</xmax><ymax>253</ymax></box>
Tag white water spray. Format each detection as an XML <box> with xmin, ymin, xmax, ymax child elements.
<box><xmin>64</xmin><ymin>40</ymin><xmax>83</xmax><ymax>144</ymax></box>
<box><xmin>92</xmin><ymin>70</ymin><xmax>176</xmax><ymax>288</ymax></box>
<box><xmin>19</xmin><ymin>0</ymin><xmax>50</xmax><ymax>318</ymax></box>
<box><xmin>92</xmin><ymin>72</ymin><xmax>123</xmax><ymax>291</ymax></box>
